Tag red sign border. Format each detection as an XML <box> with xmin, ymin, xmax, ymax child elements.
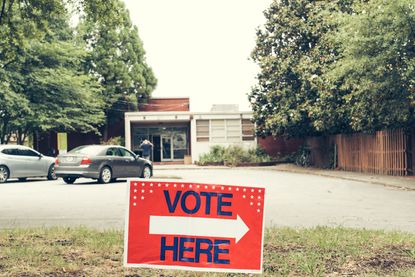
<box><xmin>123</xmin><ymin>179</ymin><xmax>266</xmax><ymax>274</ymax></box>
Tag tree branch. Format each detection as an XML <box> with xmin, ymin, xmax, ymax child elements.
<box><xmin>0</xmin><ymin>0</ymin><xmax>7</xmax><ymax>25</ymax></box>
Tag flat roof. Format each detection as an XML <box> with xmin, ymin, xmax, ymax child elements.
<box><xmin>125</xmin><ymin>110</ymin><xmax>253</xmax><ymax>116</ymax></box>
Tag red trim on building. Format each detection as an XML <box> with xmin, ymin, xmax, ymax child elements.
<box><xmin>139</xmin><ymin>98</ymin><xmax>190</xmax><ymax>112</ymax></box>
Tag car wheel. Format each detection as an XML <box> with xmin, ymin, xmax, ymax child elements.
<box><xmin>47</xmin><ymin>164</ymin><xmax>57</xmax><ymax>180</ymax></box>
<box><xmin>141</xmin><ymin>165</ymin><xmax>152</xmax><ymax>179</ymax></box>
<box><xmin>63</xmin><ymin>177</ymin><xmax>77</xmax><ymax>184</ymax></box>
<box><xmin>18</xmin><ymin>177</ymin><xmax>27</xmax><ymax>182</ymax></box>
<box><xmin>0</xmin><ymin>166</ymin><xmax>9</xmax><ymax>183</ymax></box>
<box><xmin>98</xmin><ymin>166</ymin><xmax>112</xmax><ymax>184</ymax></box>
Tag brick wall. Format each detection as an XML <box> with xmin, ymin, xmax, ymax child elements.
<box><xmin>258</xmin><ymin>136</ymin><xmax>304</xmax><ymax>157</ymax></box>
<box><xmin>139</xmin><ymin>98</ymin><xmax>190</xmax><ymax>112</ymax></box>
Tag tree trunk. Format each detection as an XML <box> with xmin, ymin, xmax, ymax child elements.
<box><xmin>102</xmin><ymin>116</ymin><xmax>109</xmax><ymax>142</ymax></box>
<box><xmin>0</xmin><ymin>0</ymin><xmax>6</xmax><ymax>25</ymax></box>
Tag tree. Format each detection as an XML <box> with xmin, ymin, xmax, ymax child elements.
<box><xmin>326</xmin><ymin>0</ymin><xmax>415</xmax><ymax>132</ymax></box>
<box><xmin>0</xmin><ymin>72</ymin><xmax>31</xmax><ymax>144</ymax></box>
<box><xmin>0</xmin><ymin>0</ymin><xmax>105</xmax><ymax>143</ymax></box>
<box><xmin>18</xmin><ymin>40</ymin><xmax>105</xmax><ymax>140</ymax></box>
<box><xmin>79</xmin><ymin>0</ymin><xmax>157</xmax><ymax>140</ymax></box>
<box><xmin>249</xmin><ymin>0</ymin><xmax>356</xmax><ymax>138</ymax></box>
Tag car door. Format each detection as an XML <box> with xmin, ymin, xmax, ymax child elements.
<box><xmin>17</xmin><ymin>148</ymin><xmax>46</xmax><ymax>177</ymax></box>
<box><xmin>0</xmin><ymin>148</ymin><xmax>24</xmax><ymax>178</ymax></box>
<box><xmin>105</xmin><ymin>147</ymin><xmax>124</xmax><ymax>178</ymax></box>
<box><xmin>118</xmin><ymin>148</ymin><xmax>139</xmax><ymax>177</ymax></box>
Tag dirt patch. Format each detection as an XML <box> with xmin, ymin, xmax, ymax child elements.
<box><xmin>53</xmin><ymin>239</ymin><xmax>74</xmax><ymax>246</ymax></box>
<box><xmin>265</xmin><ymin>242</ymin><xmax>415</xmax><ymax>276</ymax></box>
<box><xmin>358</xmin><ymin>247</ymin><xmax>415</xmax><ymax>272</ymax></box>
<box><xmin>336</xmin><ymin>245</ymin><xmax>415</xmax><ymax>276</ymax></box>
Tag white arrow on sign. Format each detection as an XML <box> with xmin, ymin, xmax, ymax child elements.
<box><xmin>149</xmin><ymin>215</ymin><xmax>249</xmax><ymax>243</ymax></box>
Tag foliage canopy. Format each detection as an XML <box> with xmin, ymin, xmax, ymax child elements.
<box><xmin>250</xmin><ymin>0</ymin><xmax>415</xmax><ymax>137</ymax></box>
<box><xmin>0</xmin><ymin>0</ymin><xmax>156</xmax><ymax>144</ymax></box>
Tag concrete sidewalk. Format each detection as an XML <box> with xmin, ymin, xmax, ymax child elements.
<box><xmin>154</xmin><ymin>163</ymin><xmax>415</xmax><ymax>191</ymax></box>
<box><xmin>272</xmin><ymin>164</ymin><xmax>415</xmax><ymax>191</ymax></box>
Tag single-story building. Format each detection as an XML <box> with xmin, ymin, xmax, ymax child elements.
<box><xmin>33</xmin><ymin>97</ymin><xmax>303</xmax><ymax>162</ymax></box>
<box><xmin>125</xmin><ymin>98</ymin><xmax>256</xmax><ymax>163</ymax></box>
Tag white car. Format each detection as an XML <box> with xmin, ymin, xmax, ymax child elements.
<box><xmin>0</xmin><ymin>145</ymin><xmax>57</xmax><ymax>183</ymax></box>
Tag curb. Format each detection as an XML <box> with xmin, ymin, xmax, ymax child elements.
<box><xmin>154</xmin><ymin>165</ymin><xmax>415</xmax><ymax>191</ymax></box>
<box><xmin>272</xmin><ymin>168</ymin><xmax>415</xmax><ymax>191</ymax></box>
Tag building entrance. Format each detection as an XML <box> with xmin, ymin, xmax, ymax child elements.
<box><xmin>131</xmin><ymin>124</ymin><xmax>190</xmax><ymax>162</ymax></box>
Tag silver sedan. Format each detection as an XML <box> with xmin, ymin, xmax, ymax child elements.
<box><xmin>0</xmin><ymin>145</ymin><xmax>57</xmax><ymax>183</ymax></box>
<box><xmin>55</xmin><ymin>145</ymin><xmax>153</xmax><ymax>184</ymax></box>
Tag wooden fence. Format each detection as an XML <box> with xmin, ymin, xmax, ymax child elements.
<box><xmin>335</xmin><ymin>129</ymin><xmax>410</xmax><ymax>176</ymax></box>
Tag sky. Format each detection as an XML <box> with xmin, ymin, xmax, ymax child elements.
<box><xmin>123</xmin><ymin>0</ymin><xmax>272</xmax><ymax>112</ymax></box>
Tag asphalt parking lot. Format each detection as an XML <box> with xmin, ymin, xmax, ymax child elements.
<box><xmin>0</xmin><ymin>168</ymin><xmax>414</xmax><ymax>232</ymax></box>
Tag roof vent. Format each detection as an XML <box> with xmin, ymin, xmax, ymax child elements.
<box><xmin>210</xmin><ymin>104</ymin><xmax>239</xmax><ymax>112</ymax></box>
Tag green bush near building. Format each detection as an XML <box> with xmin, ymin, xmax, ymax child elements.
<box><xmin>197</xmin><ymin>145</ymin><xmax>273</xmax><ymax>167</ymax></box>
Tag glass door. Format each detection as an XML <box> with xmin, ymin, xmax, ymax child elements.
<box><xmin>161</xmin><ymin>135</ymin><xmax>172</xmax><ymax>161</ymax></box>
<box><xmin>173</xmin><ymin>133</ymin><xmax>187</xmax><ymax>159</ymax></box>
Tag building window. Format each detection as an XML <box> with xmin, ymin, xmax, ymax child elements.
<box><xmin>242</xmin><ymin>119</ymin><xmax>255</xmax><ymax>141</ymax></box>
<box><xmin>196</xmin><ymin>120</ymin><xmax>209</xmax><ymax>142</ymax></box>
<box><xmin>226</xmin><ymin>119</ymin><xmax>242</xmax><ymax>142</ymax></box>
<box><xmin>211</xmin><ymin>119</ymin><xmax>226</xmax><ymax>142</ymax></box>
<box><xmin>196</xmin><ymin>118</ymin><xmax>255</xmax><ymax>142</ymax></box>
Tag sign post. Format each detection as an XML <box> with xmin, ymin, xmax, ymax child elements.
<box><xmin>57</xmin><ymin>132</ymin><xmax>68</xmax><ymax>154</ymax></box>
<box><xmin>124</xmin><ymin>181</ymin><xmax>266</xmax><ymax>273</ymax></box>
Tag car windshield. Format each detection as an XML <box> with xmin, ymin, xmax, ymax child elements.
<box><xmin>68</xmin><ymin>145</ymin><xmax>104</xmax><ymax>156</ymax></box>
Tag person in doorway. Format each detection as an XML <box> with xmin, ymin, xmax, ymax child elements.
<box><xmin>139</xmin><ymin>139</ymin><xmax>153</xmax><ymax>160</ymax></box>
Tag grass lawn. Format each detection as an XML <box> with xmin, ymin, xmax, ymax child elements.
<box><xmin>0</xmin><ymin>226</ymin><xmax>414</xmax><ymax>276</ymax></box>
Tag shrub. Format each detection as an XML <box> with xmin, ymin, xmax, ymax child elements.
<box><xmin>293</xmin><ymin>144</ymin><xmax>311</xmax><ymax>167</ymax></box>
<box><xmin>101</xmin><ymin>136</ymin><xmax>125</xmax><ymax>146</ymax></box>
<box><xmin>198</xmin><ymin>145</ymin><xmax>226</xmax><ymax>165</ymax></box>
<box><xmin>197</xmin><ymin>145</ymin><xmax>273</xmax><ymax>166</ymax></box>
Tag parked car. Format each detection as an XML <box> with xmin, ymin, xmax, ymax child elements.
<box><xmin>0</xmin><ymin>145</ymin><xmax>57</xmax><ymax>183</ymax></box>
<box><xmin>55</xmin><ymin>145</ymin><xmax>153</xmax><ymax>184</ymax></box>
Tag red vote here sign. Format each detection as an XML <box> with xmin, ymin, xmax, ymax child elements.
<box><xmin>124</xmin><ymin>181</ymin><xmax>266</xmax><ymax>273</ymax></box>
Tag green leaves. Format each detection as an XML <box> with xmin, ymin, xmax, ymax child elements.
<box><xmin>79</xmin><ymin>0</ymin><xmax>157</xmax><ymax>130</ymax></box>
<box><xmin>0</xmin><ymin>0</ymin><xmax>106</xmax><ymax>143</ymax></box>
<box><xmin>0</xmin><ymin>0</ymin><xmax>156</xmax><ymax>143</ymax></box>
<box><xmin>251</xmin><ymin>0</ymin><xmax>415</xmax><ymax>137</ymax></box>
<box><xmin>329</xmin><ymin>0</ymin><xmax>415</xmax><ymax>132</ymax></box>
